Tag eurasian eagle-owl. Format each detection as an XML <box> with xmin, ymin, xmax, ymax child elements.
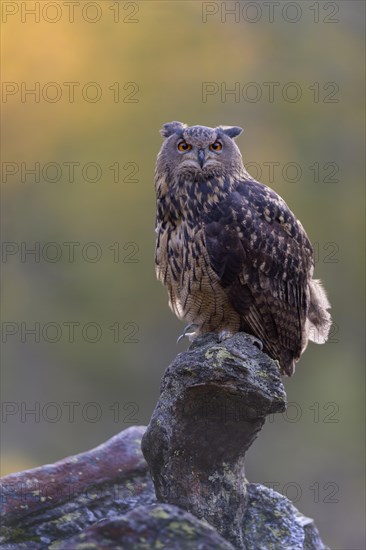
<box><xmin>154</xmin><ymin>121</ymin><xmax>331</xmax><ymax>375</ymax></box>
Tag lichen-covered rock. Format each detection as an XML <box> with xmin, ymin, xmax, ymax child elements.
<box><xmin>243</xmin><ymin>484</ymin><xmax>328</xmax><ymax>550</ymax></box>
<box><xmin>58</xmin><ymin>503</ymin><xmax>236</xmax><ymax>550</ymax></box>
<box><xmin>0</xmin><ymin>426</ymin><xmax>154</xmax><ymax>549</ymax></box>
<box><xmin>0</xmin><ymin>428</ymin><xmax>328</xmax><ymax>550</ymax></box>
<box><xmin>141</xmin><ymin>333</ymin><xmax>287</xmax><ymax>548</ymax></box>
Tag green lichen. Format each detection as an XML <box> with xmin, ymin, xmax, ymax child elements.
<box><xmin>205</xmin><ymin>347</ymin><xmax>237</xmax><ymax>367</ymax></box>
<box><xmin>149</xmin><ymin>507</ymin><xmax>171</xmax><ymax>520</ymax></box>
<box><xmin>126</xmin><ymin>481</ymin><xmax>135</xmax><ymax>493</ymax></box>
<box><xmin>168</xmin><ymin>521</ymin><xmax>196</xmax><ymax>538</ymax></box>
<box><xmin>49</xmin><ymin>540</ymin><xmax>76</xmax><ymax>550</ymax></box>
<box><xmin>53</xmin><ymin>511</ymin><xmax>82</xmax><ymax>526</ymax></box>
<box><xmin>62</xmin><ymin>544</ymin><xmax>96</xmax><ymax>550</ymax></box>
<box><xmin>257</xmin><ymin>370</ymin><xmax>269</xmax><ymax>378</ymax></box>
<box><xmin>183</xmin><ymin>366</ymin><xmax>196</xmax><ymax>376</ymax></box>
<box><xmin>0</xmin><ymin>526</ymin><xmax>41</xmax><ymax>544</ymax></box>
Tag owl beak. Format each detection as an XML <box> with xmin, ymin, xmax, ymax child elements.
<box><xmin>198</xmin><ymin>149</ymin><xmax>206</xmax><ymax>168</ymax></box>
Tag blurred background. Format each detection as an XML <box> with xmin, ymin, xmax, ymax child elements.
<box><xmin>1</xmin><ymin>1</ymin><xmax>364</xmax><ymax>548</ymax></box>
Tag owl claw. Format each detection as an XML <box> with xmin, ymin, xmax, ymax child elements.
<box><xmin>218</xmin><ymin>329</ymin><xmax>235</xmax><ymax>342</ymax></box>
<box><xmin>177</xmin><ymin>324</ymin><xmax>199</xmax><ymax>343</ymax></box>
<box><xmin>246</xmin><ymin>334</ymin><xmax>264</xmax><ymax>351</ymax></box>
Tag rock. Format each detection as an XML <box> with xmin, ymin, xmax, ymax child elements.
<box><xmin>141</xmin><ymin>333</ymin><xmax>287</xmax><ymax>548</ymax></box>
<box><xmin>243</xmin><ymin>484</ymin><xmax>327</xmax><ymax>550</ymax></box>
<box><xmin>0</xmin><ymin>334</ymin><xmax>328</xmax><ymax>549</ymax></box>
<box><xmin>58</xmin><ymin>503</ymin><xmax>236</xmax><ymax>550</ymax></box>
<box><xmin>0</xmin><ymin>426</ymin><xmax>154</xmax><ymax>549</ymax></box>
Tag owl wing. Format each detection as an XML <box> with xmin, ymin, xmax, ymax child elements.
<box><xmin>203</xmin><ymin>178</ymin><xmax>314</xmax><ymax>375</ymax></box>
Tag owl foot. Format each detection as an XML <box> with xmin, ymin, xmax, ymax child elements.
<box><xmin>177</xmin><ymin>324</ymin><xmax>199</xmax><ymax>343</ymax></box>
<box><xmin>246</xmin><ymin>334</ymin><xmax>264</xmax><ymax>351</ymax></box>
<box><xmin>218</xmin><ymin>329</ymin><xmax>235</xmax><ymax>341</ymax></box>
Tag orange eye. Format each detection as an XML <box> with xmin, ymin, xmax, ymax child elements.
<box><xmin>210</xmin><ymin>141</ymin><xmax>223</xmax><ymax>151</ymax></box>
<box><xmin>177</xmin><ymin>141</ymin><xmax>192</xmax><ymax>152</ymax></box>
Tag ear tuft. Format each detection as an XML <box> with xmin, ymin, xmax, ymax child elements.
<box><xmin>160</xmin><ymin>121</ymin><xmax>187</xmax><ymax>138</ymax></box>
<box><xmin>217</xmin><ymin>126</ymin><xmax>243</xmax><ymax>139</ymax></box>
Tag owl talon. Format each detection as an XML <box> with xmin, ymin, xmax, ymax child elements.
<box><xmin>246</xmin><ymin>334</ymin><xmax>264</xmax><ymax>351</ymax></box>
<box><xmin>218</xmin><ymin>329</ymin><xmax>235</xmax><ymax>342</ymax></box>
<box><xmin>177</xmin><ymin>324</ymin><xmax>199</xmax><ymax>343</ymax></box>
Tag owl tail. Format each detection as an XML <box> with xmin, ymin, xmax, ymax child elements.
<box><xmin>276</xmin><ymin>346</ymin><xmax>297</xmax><ymax>376</ymax></box>
<box><xmin>307</xmin><ymin>279</ymin><xmax>332</xmax><ymax>344</ymax></box>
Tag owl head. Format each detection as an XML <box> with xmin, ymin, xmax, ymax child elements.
<box><xmin>156</xmin><ymin>121</ymin><xmax>244</xmax><ymax>183</ymax></box>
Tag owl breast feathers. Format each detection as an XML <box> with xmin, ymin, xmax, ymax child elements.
<box><xmin>154</xmin><ymin>121</ymin><xmax>331</xmax><ymax>375</ymax></box>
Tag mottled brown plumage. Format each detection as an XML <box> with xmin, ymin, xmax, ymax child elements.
<box><xmin>154</xmin><ymin>122</ymin><xmax>331</xmax><ymax>375</ymax></box>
